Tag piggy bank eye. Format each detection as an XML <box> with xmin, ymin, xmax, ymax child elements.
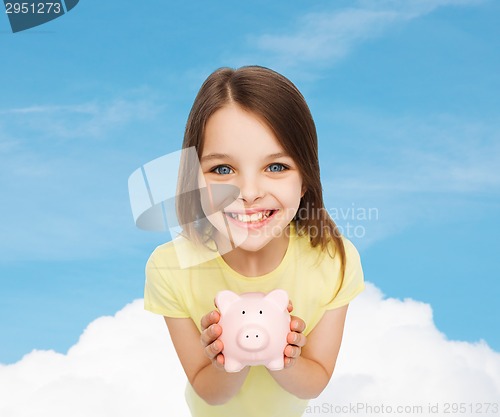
<box><xmin>242</xmin><ymin>310</ymin><xmax>245</xmax><ymax>314</ymax></box>
<box><xmin>259</xmin><ymin>310</ymin><xmax>263</xmax><ymax>314</ymax></box>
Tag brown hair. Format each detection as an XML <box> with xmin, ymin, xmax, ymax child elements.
<box><xmin>176</xmin><ymin>66</ymin><xmax>346</xmax><ymax>277</ymax></box>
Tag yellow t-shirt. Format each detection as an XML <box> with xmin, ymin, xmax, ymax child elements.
<box><xmin>144</xmin><ymin>223</ymin><xmax>365</xmax><ymax>417</ymax></box>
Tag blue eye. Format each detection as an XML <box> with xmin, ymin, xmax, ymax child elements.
<box><xmin>267</xmin><ymin>163</ymin><xmax>287</xmax><ymax>172</ymax></box>
<box><xmin>212</xmin><ymin>165</ymin><xmax>233</xmax><ymax>175</ymax></box>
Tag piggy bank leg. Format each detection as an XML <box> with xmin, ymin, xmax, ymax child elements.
<box><xmin>224</xmin><ymin>358</ymin><xmax>245</xmax><ymax>373</ymax></box>
<box><xmin>266</xmin><ymin>357</ymin><xmax>285</xmax><ymax>371</ymax></box>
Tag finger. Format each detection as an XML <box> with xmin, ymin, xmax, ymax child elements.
<box><xmin>216</xmin><ymin>353</ymin><xmax>225</xmax><ymax>366</ymax></box>
<box><xmin>204</xmin><ymin>339</ymin><xmax>223</xmax><ymax>360</ymax></box>
<box><xmin>211</xmin><ymin>354</ymin><xmax>226</xmax><ymax>371</ymax></box>
<box><xmin>287</xmin><ymin>332</ymin><xmax>307</xmax><ymax>347</ymax></box>
<box><xmin>200</xmin><ymin>310</ymin><xmax>220</xmax><ymax>331</ymax></box>
<box><xmin>200</xmin><ymin>323</ymin><xmax>222</xmax><ymax>347</ymax></box>
<box><xmin>285</xmin><ymin>344</ymin><xmax>301</xmax><ymax>358</ymax></box>
<box><xmin>287</xmin><ymin>300</ymin><xmax>293</xmax><ymax>313</ymax></box>
<box><xmin>289</xmin><ymin>316</ymin><xmax>306</xmax><ymax>333</ymax></box>
<box><xmin>284</xmin><ymin>357</ymin><xmax>294</xmax><ymax>368</ymax></box>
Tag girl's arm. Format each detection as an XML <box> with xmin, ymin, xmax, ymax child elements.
<box><xmin>267</xmin><ymin>304</ymin><xmax>349</xmax><ymax>399</ymax></box>
<box><xmin>164</xmin><ymin>315</ymin><xmax>250</xmax><ymax>405</ymax></box>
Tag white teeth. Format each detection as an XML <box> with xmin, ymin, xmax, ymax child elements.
<box><xmin>228</xmin><ymin>210</ymin><xmax>274</xmax><ymax>223</ymax></box>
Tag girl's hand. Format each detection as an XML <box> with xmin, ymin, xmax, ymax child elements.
<box><xmin>284</xmin><ymin>300</ymin><xmax>307</xmax><ymax>368</ymax></box>
<box><xmin>200</xmin><ymin>309</ymin><xmax>225</xmax><ymax>370</ymax></box>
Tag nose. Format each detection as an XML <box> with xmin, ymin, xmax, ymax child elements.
<box><xmin>236</xmin><ymin>326</ymin><xmax>270</xmax><ymax>351</ymax></box>
<box><xmin>237</xmin><ymin>173</ymin><xmax>264</xmax><ymax>204</ymax></box>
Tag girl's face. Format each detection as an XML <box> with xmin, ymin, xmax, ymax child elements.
<box><xmin>199</xmin><ymin>104</ymin><xmax>305</xmax><ymax>253</ymax></box>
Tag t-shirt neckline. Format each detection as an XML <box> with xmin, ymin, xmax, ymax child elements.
<box><xmin>214</xmin><ymin>223</ymin><xmax>297</xmax><ymax>282</ymax></box>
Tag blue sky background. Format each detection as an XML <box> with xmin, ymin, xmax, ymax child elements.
<box><xmin>0</xmin><ymin>0</ymin><xmax>498</xmax><ymax>364</ymax></box>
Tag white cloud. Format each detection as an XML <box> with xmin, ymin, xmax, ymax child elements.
<box><xmin>0</xmin><ymin>95</ymin><xmax>162</xmax><ymax>140</ymax></box>
<box><xmin>308</xmin><ymin>283</ymin><xmax>500</xmax><ymax>415</ymax></box>
<box><xmin>1</xmin><ymin>284</ymin><xmax>498</xmax><ymax>417</ymax></box>
<box><xmin>0</xmin><ymin>300</ymin><xmax>190</xmax><ymax>417</ymax></box>
<box><xmin>251</xmin><ymin>0</ymin><xmax>483</xmax><ymax>67</ymax></box>
<box><xmin>253</xmin><ymin>9</ymin><xmax>401</xmax><ymax>66</ymax></box>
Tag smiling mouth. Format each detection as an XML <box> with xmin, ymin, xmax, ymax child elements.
<box><xmin>225</xmin><ymin>210</ymin><xmax>277</xmax><ymax>224</ymax></box>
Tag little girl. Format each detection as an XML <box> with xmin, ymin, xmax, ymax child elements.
<box><xmin>144</xmin><ymin>66</ymin><xmax>365</xmax><ymax>417</ymax></box>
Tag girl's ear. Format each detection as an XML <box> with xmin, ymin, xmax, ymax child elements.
<box><xmin>215</xmin><ymin>290</ymin><xmax>240</xmax><ymax>314</ymax></box>
<box><xmin>301</xmin><ymin>185</ymin><xmax>306</xmax><ymax>198</ymax></box>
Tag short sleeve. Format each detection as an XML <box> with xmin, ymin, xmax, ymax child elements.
<box><xmin>325</xmin><ymin>238</ymin><xmax>365</xmax><ymax>310</ymax></box>
<box><xmin>144</xmin><ymin>248</ymin><xmax>190</xmax><ymax>318</ymax></box>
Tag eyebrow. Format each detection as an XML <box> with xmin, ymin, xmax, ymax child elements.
<box><xmin>200</xmin><ymin>152</ymin><xmax>290</xmax><ymax>162</ymax></box>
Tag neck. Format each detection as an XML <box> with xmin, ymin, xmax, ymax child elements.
<box><xmin>216</xmin><ymin>225</ymin><xmax>291</xmax><ymax>277</ymax></box>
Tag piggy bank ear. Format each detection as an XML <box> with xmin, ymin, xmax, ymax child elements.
<box><xmin>264</xmin><ymin>289</ymin><xmax>289</xmax><ymax>310</ymax></box>
<box><xmin>215</xmin><ymin>290</ymin><xmax>240</xmax><ymax>315</ymax></box>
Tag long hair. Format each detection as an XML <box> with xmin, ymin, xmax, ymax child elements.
<box><xmin>176</xmin><ymin>66</ymin><xmax>346</xmax><ymax>277</ymax></box>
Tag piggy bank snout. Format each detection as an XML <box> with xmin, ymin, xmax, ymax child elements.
<box><xmin>236</xmin><ymin>326</ymin><xmax>270</xmax><ymax>351</ymax></box>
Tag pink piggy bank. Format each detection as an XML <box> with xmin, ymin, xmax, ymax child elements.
<box><xmin>215</xmin><ymin>289</ymin><xmax>291</xmax><ymax>373</ymax></box>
